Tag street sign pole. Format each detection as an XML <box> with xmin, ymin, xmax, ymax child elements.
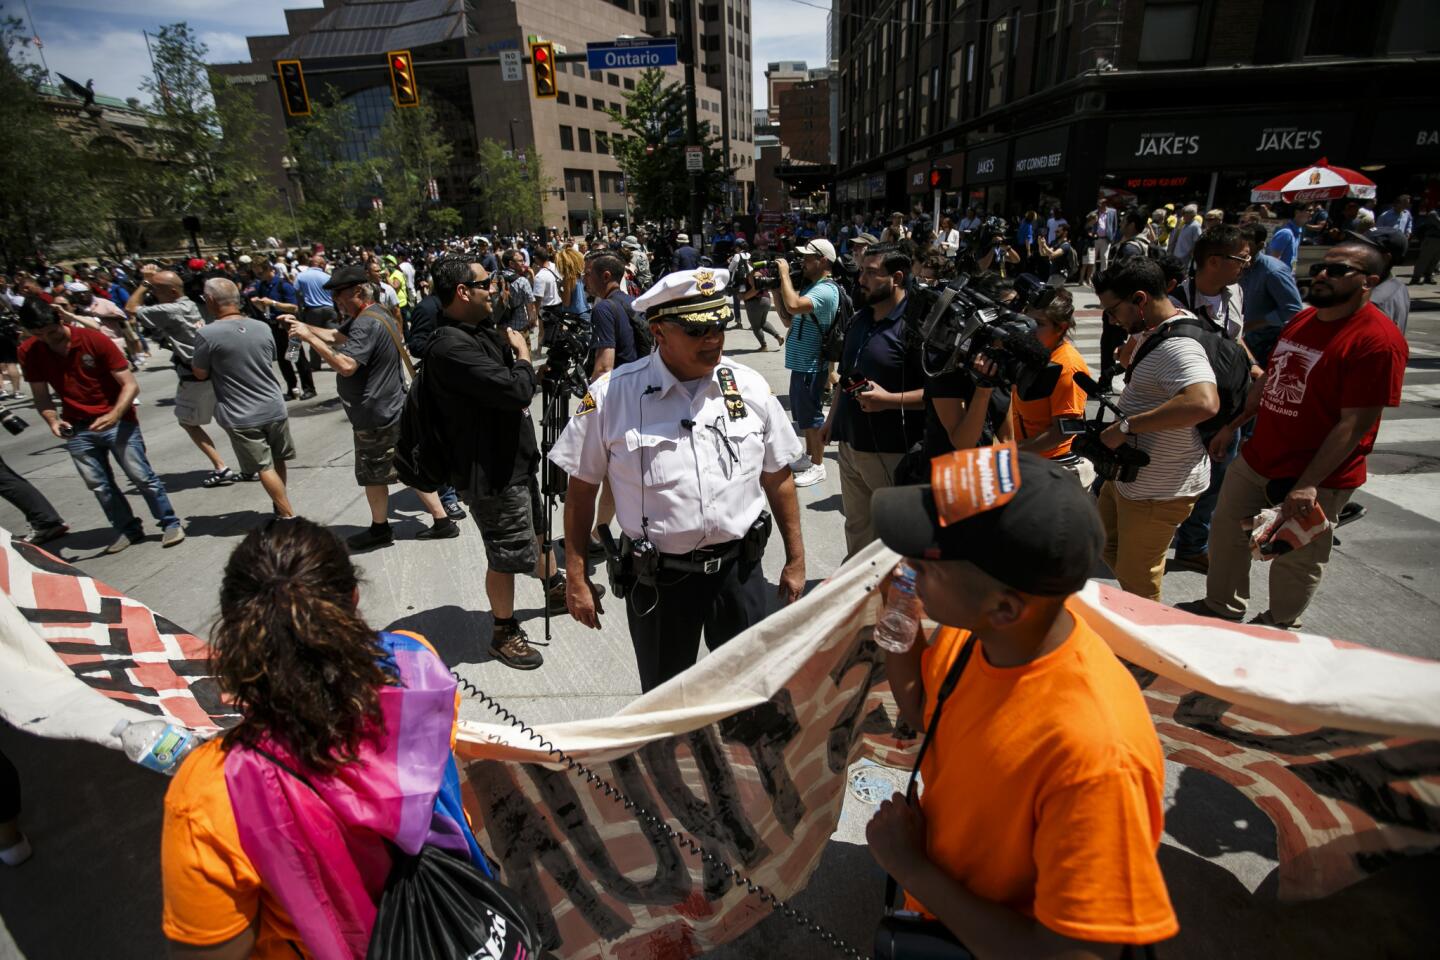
<box><xmin>677</xmin><ymin>2</ymin><xmax>703</xmax><ymax>244</ymax></box>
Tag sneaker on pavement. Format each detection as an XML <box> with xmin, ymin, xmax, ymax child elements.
<box><xmin>489</xmin><ymin>621</ymin><xmax>544</xmax><ymax>670</ymax></box>
<box><xmin>22</xmin><ymin>523</ymin><xmax>69</xmax><ymax>546</ymax></box>
<box><xmin>162</xmin><ymin>525</ymin><xmax>186</xmax><ymax>548</ymax></box>
<box><xmin>1171</xmin><ymin>551</ymin><xmax>1209</xmax><ymax>573</ymax></box>
<box><xmin>106</xmin><ymin>531</ymin><xmax>142</xmax><ymax>555</ymax></box>
<box><xmin>793</xmin><ymin>463</ymin><xmax>826</xmax><ymax>487</ymax></box>
<box><xmin>299</xmin><ymin>389</ymin><xmax>318</xmax><ymax>400</ymax></box>
<box><xmin>347</xmin><ymin>524</ymin><xmax>395</xmax><ymax>552</ymax></box>
<box><xmin>546</xmin><ymin>577</ymin><xmax>605</xmax><ymax>615</ymax></box>
<box><xmin>1250</xmin><ymin>610</ymin><xmax>1300</xmax><ymax>630</ymax></box>
<box><xmin>444</xmin><ymin>503</ymin><xmax>468</xmax><ymax>522</ymax></box>
<box><xmin>1173</xmin><ymin>598</ymin><xmax>1241</xmax><ymax>622</ymax></box>
<box><xmin>416</xmin><ymin>518</ymin><xmax>460</xmax><ymax>540</ymax></box>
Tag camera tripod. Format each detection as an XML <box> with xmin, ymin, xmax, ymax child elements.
<box><xmin>537</xmin><ymin>370</ymin><xmax>581</xmax><ymax>647</ymax></box>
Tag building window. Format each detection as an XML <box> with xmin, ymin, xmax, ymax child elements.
<box><xmin>596</xmin><ymin>131</ymin><xmax>610</xmax><ymax>154</ymax></box>
<box><xmin>1385</xmin><ymin>0</ymin><xmax>1440</xmax><ymax>53</ymax></box>
<box><xmin>624</xmin><ymin>77</ymin><xmax>636</xmax><ymax>90</ymax></box>
<box><xmin>579</xmin><ymin>128</ymin><xmax>592</xmax><ymax>152</ymax></box>
<box><xmin>1138</xmin><ymin>1</ymin><xmax>1200</xmax><ymax>63</ymax></box>
<box><xmin>984</xmin><ymin>14</ymin><xmax>1011</xmax><ymax>109</ymax></box>
<box><xmin>557</xmin><ymin>91</ymin><xmax>570</xmax><ymax>105</ymax></box>
<box><xmin>576</xmin><ymin>94</ymin><xmax>588</xmax><ymax>108</ymax></box>
<box><xmin>564</xmin><ymin>168</ymin><xmax>595</xmax><ymax>193</ymax></box>
<box><xmin>559</xmin><ymin>125</ymin><xmax>574</xmax><ymax>150</ymax></box>
<box><xmin>1034</xmin><ymin>0</ymin><xmax>1062</xmax><ymax>88</ymax></box>
<box><xmin>608</xmin><ymin>73</ymin><xmax>620</xmax><ymax>86</ymax></box>
<box><xmin>594</xmin><ymin>99</ymin><xmax>607</xmax><ymax>111</ymax></box>
<box><xmin>574</xmin><ymin>64</ymin><xmax>586</xmax><ymax>79</ymax></box>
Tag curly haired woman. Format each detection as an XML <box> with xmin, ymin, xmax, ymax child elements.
<box><xmin>161</xmin><ymin>518</ymin><xmax>491</xmax><ymax>959</ymax></box>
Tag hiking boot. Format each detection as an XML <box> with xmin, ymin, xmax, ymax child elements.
<box><xmin>416</xmin><ymin>518</ymin><xmax>460</xmax><ymax>540</ymax></box>
<box><xmin>22</xmin><ymin>523</ymin><xmax>69</xmax><ymax>546</ymax></box>
<box><xmin>1173</xmin><ymin>598</ymin><xmax>1242</xmax><ymax>622</ymax></box>
<box><xmin>347</xmin><ymin>524</ymin><xmax>394</xmax><ymax>552</ymax></box>
<box><xmin>162</xmin><ymin>525</ymin><xmax>186</xmax><ymax>548</ymax></box>
<box><xmin>489</xmin><ymin>621</ymin><xmax>543</xmax><ymax>670</ymax></box>
<box><xmin>546</xmin><ymin>577</ymin><xmax>605</xmax><ymax>615</ymax></box>
<box><xmin>1171</xmin><ymin>551</ymin><xmax>1209</xmax><ymax>574</ymax></box>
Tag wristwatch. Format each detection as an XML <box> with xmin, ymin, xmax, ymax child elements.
<box><xmin>1118</xmin><ymin>418</ymin><xmax>1133</xmax><ymax>435</ymax></box>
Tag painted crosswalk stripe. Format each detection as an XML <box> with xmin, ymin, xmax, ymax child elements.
<box><xmin>1375</xmin><ymin>418</ymin><xmax>1440</xmax><ymax>445</ymax></box>
<box><xmin>1356</xmin><ymin>471</ymin><xmax>1440</xmax><ymax>523</ymax></box>
<box><xmin>1401</xmin><ymin>383</ymin><xmax>1440</xmax><ymax>404</ymax></box>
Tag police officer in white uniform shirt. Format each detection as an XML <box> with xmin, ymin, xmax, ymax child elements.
<box><xmin>549</xmin><ymin>268</ymin><xmax>808</xmax><ymax>692</ymax></box>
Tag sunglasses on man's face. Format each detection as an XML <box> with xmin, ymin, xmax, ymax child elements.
<box><xmin>1309</xmin><ymin>262</ymin><xmax>1363</xmax><ymax>279</ymax></box>
<box><xmin>670</xmin><ymin>320</ymin><xmax>727</xmax><ymax>338</ymax></box>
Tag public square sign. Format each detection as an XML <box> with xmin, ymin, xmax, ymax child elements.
<box><xmin>587</xmin><ymin>37</ymin><xmax>679</xmax><ymax>70</ymax></box>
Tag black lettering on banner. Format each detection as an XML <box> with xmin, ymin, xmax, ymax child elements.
<box><xmin>641</xmin><ymin>726</ymin><xmax>769</xmax><ymax>899</ymax></box>
<box><xmin>1287</xmin><ymin>742</ymin><xmax>1440</xmax><ymax>835</ymax></box>
<box><xmin>1173</xmin><ymin>692</ymin><xmax>1385</xmax><ymax>756</ymax></box>
<box><xmin>528</xmin><ymin>755</ymin><xmax>691</xmax><ymax>905</ymax></box>
<box><xmin>466</xmin><ymin>760</ymin><xmax>630</xmax><ymax>949</ymax></box>
<box><xmin>825</xmin><ymin>634</ymin><xmax>889</xmax><ymax>773</ymax></box>
<box><xmin>718</xmin><ymin>691</ymin><xmax>806</xmax><ymax>836</ymax></box>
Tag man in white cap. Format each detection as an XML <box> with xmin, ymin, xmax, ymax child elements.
<box><xmin>548</xmin><ymin>267</ymin><xmax>808</xmax><ymax>692</ymax></box>
<box><xmin>671</xmin><ymin>233</ymin><xmax>700</xmax><ymax>272</ymax></box>
<box><xmin>774</xmin><ymin>238</ymin><xmax>842</xmax><ymax>487</ymax></box>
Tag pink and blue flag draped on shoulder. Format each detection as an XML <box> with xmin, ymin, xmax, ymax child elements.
<box><xmin>224</xmin><ymin>631</ymin><xmax>488</xmax><ymax>960</ymax></box>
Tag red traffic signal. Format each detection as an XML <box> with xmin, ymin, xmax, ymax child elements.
<box><xmin>276</xmin><ymin>59</ymin><xmax>310</xmax><ymax>117</ymax></box>
<box><xmin>531</xmin><ymin>41</ymin><xmax>557</xmax><ymax>99</ymax></box>
<box><xmin>388</xmin><ymin>50</ymin><xmax>420</xmax><ymax>108</ymax></box>
<box><xmin>928</xmin><ymin>165</ymin><xmax>952</xmax><ymax>190</ymax></box>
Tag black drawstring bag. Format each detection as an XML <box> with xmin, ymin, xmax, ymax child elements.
<box><xmin>251</xmin><ymin>745</ymin><xmax>541</xmax><ymax>960</ymax></box>
<box><xmin>366</xmin><ymin>844</ymin><xmax>540</xmax><ymax>960</ymax></box>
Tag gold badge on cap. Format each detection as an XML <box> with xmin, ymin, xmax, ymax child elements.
<box><xmin>694</xmin><ymin>269</ymin><xmax>717</xmax><ymax>297</ymax></box>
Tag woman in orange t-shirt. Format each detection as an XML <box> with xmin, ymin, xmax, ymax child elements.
<box><xmin>868</xmin><ymin>449</ymin><xmax>1177</xmax><ymax>958</ymax></box>
<box><xmin>1011</xmin><ymin>287</ymin><xmax>1094</xmax><ymax>471</ymax></box>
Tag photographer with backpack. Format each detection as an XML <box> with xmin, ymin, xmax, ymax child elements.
<box><xmin>775</xmin><ymin>240</ymin><xmax>845</xmax><ymax>488</ymax></box>
<box><xmin>1092</xmin><ymin>259</ymin><xmax>1221</xmax><ymax>602</ymax></box>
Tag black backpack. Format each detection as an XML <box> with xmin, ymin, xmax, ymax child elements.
<box><xmin>1128</xmin><ymin>315</ymin><xmax>1251</xmax><ymax>443</ymax></box>
<box><xmin>811</xmin><ymin>277</ymin><xmax>854</xmax><ymax>364</ymax></box>
<box><xmin>599</xmin><ymin>291</ymin><xmax>652</xmax><ymax>358</ymax></box>
<box><xmin>395</xmin><ymin>362</ymin><xmax>450</xmax><ymax>493</ymax></box>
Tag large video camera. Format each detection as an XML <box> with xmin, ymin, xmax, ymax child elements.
<box><xmin>907</xmin><ymin>274</ymin><xmax>1060</xmax><ymax>401</ymax></box>
<box><xmin>1068</xmin><ymin>371</ymin><xmax>1151</xmax><ymax>482</ymax></box>
<box><xmin>728</xmin><ymin>257</ymin><xmax>804</xmax><ymax>294</ymax></box>
<box><xmin>540</xmin><ymin>311</ymin><xmax>591</xmax><ymax>402</ymax></box>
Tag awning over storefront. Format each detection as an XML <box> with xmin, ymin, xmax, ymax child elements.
<box><xmin>1103</xmin><ymin>113</ymin><xmax>1354</xmax><ymax>172</ymax></box>
<box><xmin>966</xmin><ymin>139</ymin><xmax>1009</xmax><ymax>186</ymax></box>
<box><xmin>1011</xmin><ymin>126</ymin><xmax>1068</xmax><ymax>178</ymax></box>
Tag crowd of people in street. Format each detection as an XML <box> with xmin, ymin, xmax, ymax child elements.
<box><xmin>0</xmin><ymin>177</ymin><xmax>1425</xmax><ymax>958</ymax></box>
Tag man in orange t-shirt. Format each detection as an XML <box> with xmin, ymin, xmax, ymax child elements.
<box><xmin>867</xmin><ymin>448</ymin><xmax>1178</xmax><ymax>957</ymax></box>
<box><xmin>1011</xmin><ymin>287</ymin><xmax>1091</xmax><ymax>458</ymax></box>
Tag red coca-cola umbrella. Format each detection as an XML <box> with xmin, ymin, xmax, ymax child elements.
<box><xmin>1250</xmin><ymin>158</ymin><xmax>1376</xmax><ymax>204</ymax></box>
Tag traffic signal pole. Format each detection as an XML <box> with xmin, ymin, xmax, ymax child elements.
<box><xmin>677</xmin><ymin>0</ymin><xmax>704</xmax><ymax>244</ymax></box>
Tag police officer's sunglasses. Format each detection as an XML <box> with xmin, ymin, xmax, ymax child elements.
<box><xmin>670</xmin><ymin>319</ymin><xmax>729</xmax><ymax>338</ymax></box>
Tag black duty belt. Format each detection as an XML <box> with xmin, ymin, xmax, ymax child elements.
<box><xmin>658</xmin><ymin>540</ymin><xmax>742</xmax><ymax>575</ymax></box>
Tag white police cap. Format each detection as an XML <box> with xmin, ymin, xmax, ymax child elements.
<box><xmin>632</xmin><ymin>268</ymin><xmax>732</xmax><ymax>325</ymax></box>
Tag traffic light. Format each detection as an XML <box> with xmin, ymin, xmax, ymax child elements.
<box><xmin>388</xmin><ymin>50</ymin><xmax>420</xmax><ymax>108</ymax></box>
<box><xmin>276</xmin><ymin>60</ymin><xmax>310</xmax><ymax>117</ymax></box>
<box><xmin>530</xmin><ymin>41</ymin><xmax>557</xmax><ymax>99</ymax></box>
<box><xmin>928</xmin><ymin>165</ymin><xmax>952</xmax><ymax>190</ymax></box>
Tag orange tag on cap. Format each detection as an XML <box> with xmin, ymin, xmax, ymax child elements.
<box><xmin>930</xmin><ymin>442</ymin><xmax>1020</xmax><ymax>527</ymax></box>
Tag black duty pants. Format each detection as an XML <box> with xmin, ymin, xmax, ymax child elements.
<box><xmin>0</xmin><ymin>454</ymin><xmax>63</xmax><ymax>530</ymax></box>
<box><xmin>624</xmin><ymin>555</ymin><xmax>767</xmax><ymax>693</ymax></box>
<box><xmin>0</xmin><ymin>745</ymin><xmax>19</xmax><ymax>823</ymax></box>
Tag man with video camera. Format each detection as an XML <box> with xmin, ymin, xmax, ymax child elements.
<box><xmin>867</xmin><ymin>447</ymin><xmax>1177</xmax><ymax>959</ymax></box>
<box><xmin>1092</xmin><ymin>258</ymin><xmax>1219</xmax><ymax>602</ymax></box>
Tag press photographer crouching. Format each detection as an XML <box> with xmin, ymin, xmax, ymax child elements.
<box><xmin>1090</xmin><ymin>258</ymin><xmax>1219</xmax><ymax>602</ymax></box>
<box><xmin>867</xmin><ymin>446</ymin><xmax>1178</xmax><ymax>959</ymax></box>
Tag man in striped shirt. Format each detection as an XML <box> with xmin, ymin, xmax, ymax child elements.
<box><xmin>1093</xmin><ymin>259</ymin><xmax>1220</xmax><ymax>601</ymax></box>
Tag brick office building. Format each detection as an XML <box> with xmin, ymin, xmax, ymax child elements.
<box><xmin>834</xmin><ymin>0</ymin><xmax>1439</xmax><ymax>223</ymax></box>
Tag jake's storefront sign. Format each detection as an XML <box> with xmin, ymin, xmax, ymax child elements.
<box><xmin>1105</xmin><ymin>115</ymin><xmax>1353</xmax><ymax>170</ymax></box>
<box><xmin>968</xmin><ymin>140</ymin><xmax>1008</xmax><ymax>185</ymax></box>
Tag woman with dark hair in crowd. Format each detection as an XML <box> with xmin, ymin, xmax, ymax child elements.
<box><xmin>161</xmin><ymin>518</ymin><xmax>491</xmax><ymax>960</ymax></box>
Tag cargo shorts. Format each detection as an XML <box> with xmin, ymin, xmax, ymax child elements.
<box><xmin>467</xmin><ymin>478</ymin><xmax>542</xmax><ymax>575</ymax></box>
<box><xmin>352</xmin><ymin>420</ymin><xmax>401</xmax><ymax>487</ymax></box>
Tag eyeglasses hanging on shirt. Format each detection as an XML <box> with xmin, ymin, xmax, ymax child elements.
<box><xmin>680</xmin><ymin>416</ymin><xmax>741</xmax><ymax>478</ymax></box>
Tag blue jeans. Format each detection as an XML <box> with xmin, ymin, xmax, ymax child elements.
<box><xmin>1173</xmin><ymin>430</ymin><xmax>1241</xmax><ymax>557</ymax></box>
<box><xmin>438</xmin><ymin>484</ymin><xmax>460</xmax><ymax>513</ymax></box>
<box><xmin>65</xmin><ymin>421</ymin><xmax>179</xmax><ymax>535</ymax></box>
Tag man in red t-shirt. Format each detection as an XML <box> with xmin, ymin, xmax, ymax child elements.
<box><xmin>17</xmin><ymin>298</ymin><xmax>184</xmax><ymax>553</ymax></box>
<box><xmin>1177</xmin><ymin>240</ymin><xmax>1407</xmax><ymax>628</ymax></box>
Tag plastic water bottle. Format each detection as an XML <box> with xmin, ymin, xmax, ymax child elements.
<box><xmin>111</xmin><ymin>718</ymin><xmax>197</xmax><ymax>775</ymax></box>
<box><xmin>874</xmin><ymin>562</ymin><xmax>922</xmax><ymax>654</ymax></box>
<box><xmin>285</xmin><ymin>336</ymin><xmax>303</xmax><ymax>364</ymax></box>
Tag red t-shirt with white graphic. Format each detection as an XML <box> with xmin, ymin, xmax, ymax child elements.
<box><xmin>1242</xmin><ymin>303</ymin><xmax>1407</xmax><ymax>488</ymax></box>
<box><xmin>18</xmin><ymin>325</ymin><xmax>134</xmax><ymax>425</ymax></box>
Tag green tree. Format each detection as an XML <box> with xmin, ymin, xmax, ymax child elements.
<box><xmin>144</xmin><ymin>22</ymin><xmax>277</xmax><ymax>251</ymax></box>
<box><xmin>0</xmin><ymin>11</ymin><xmax>94</xmax><ymax>269</ymax></box>
<box><xmin>372</xmin><ymin>103</ymin><xmax>456</xmax><ymax>239</ymax></box>
<box><xmin>285</xmin><ymin>88</ymin><xmax>374</xmax><ymax>248</ymax></box>
<box><xmin>609</xmin><ymin>68</ymin><xmax>726</xmax><ymax>224</ymax></box>
<box><xmin>470</xmin><ymin>139</ymin><xmax>549</xmax><ymax>235</ymax></box>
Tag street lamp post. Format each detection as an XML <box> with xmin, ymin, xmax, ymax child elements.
<box><xmin>509</xmin><ymin>117</ymin><xmax>519</xmax><ymax>154</ymax></box>
<box><xmin>279</xmin><ymin>155</ymin><xmax>303</xmax><ymax>248</ymax></box>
